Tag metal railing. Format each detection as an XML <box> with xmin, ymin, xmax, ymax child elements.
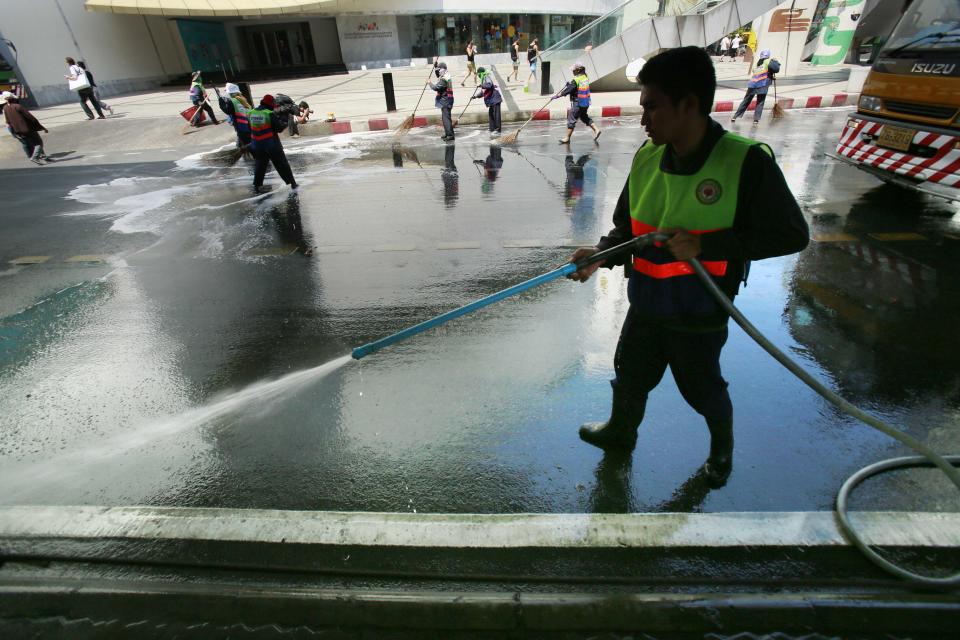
<box><xmin>539</xmin><ymin>0</ymin><xmax>708</xmax><ymax>70</ymax></box>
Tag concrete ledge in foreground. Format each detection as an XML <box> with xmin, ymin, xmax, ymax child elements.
<box><xmin>1</xmin><ymin>506</ymin><xmax>958</xmax><ymax>548</ymax></box>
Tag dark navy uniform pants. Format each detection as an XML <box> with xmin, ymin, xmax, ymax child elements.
<box><xmin>567</xmin><ymin>104</ymin><xmax>593</xmax><ymax>128</ymax></box>
<box><xmin>252</xmin><ymin>141</ymin><xmax>295</xmax><ymax>187</ymax></box>
<box><xmin>614</xmin><ymin>306</ymin><xmax>733</xmax><ymax>423</ymax></box>
<box><xmin>488</xmin><ymin>103</ymin><xmax>501</xmax><ymax>132</ymax></box>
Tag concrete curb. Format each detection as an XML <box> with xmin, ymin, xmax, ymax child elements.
<box><xmin>2</xmin><ymin>505</ymin><xmax>957</xmax><ymax>549</ymax></box>
<box><xmin>292</xmin><ymin>93</ymin><xmax>859</xmax><ymax>139</ymax></box>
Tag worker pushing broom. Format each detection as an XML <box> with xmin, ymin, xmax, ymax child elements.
<box><xmin>501</xmin><ymin>61</ymin><xmax>601</xmax><ymax>145</ymax></box>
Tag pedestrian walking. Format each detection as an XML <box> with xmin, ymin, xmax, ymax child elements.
<box><xmin>428</xmin><ymin>61</ymin><xmax>455</xmax><ymax>141</ymax></box>
<box><xmin>731</xmin><ymin>49</ymin><xmax>780</xmax><ymax>124</ymax></box>
<box><xmin>461</xmin><ymin>40</ymin><xmax>478</xmax><ymax>87</ymax></box>
<box><xmin>567</xmin><ymin>46</ymin><xmax>808</xmax><ymax>487</ymax></box>
<box><xmin>2</xmin><ymin>91</ymin><xmax>48</xmax><ymax>164</ymax></box>
<box><xmin>64</xmin><ymin>56</ymin><xmax>104</xmax><ymax>120</ymax></box>
<box><xmin>719</xmin><ymin>35</ymin><xmax>731</xmax><ymax>62</ymax></box>
<box><xmin>526</xmin><ymin>38</ymin><xmax>540</xmax><ymax>87</ymax></box>
<box><xmin>508</xmin><ymin>37</ymin><xmax>521</xmax><ymax>82</ymax></box>
<box><xmin>248</xmin><ymin>94</ymin><xmax>297</xmax><ymax>193</ymax></box>
<box><xmin>556</xmin><ymin>62</ymin><xmax>601</xmax><ymax>144</ymax></box>
<box><xmin>731</xmin><ymin>33</ymin><xmax>742</xmax><ymax>61</ymax></box>
<box><xmin>217</xmin><ymin>82</ymin><xmax>252</xmax><ymax>148</ymax></box>
<box><xmin>473</xmin><ymin>67</ymin><xmax>502</xmax><ymax>137</ymax></box>
<box><xmin>76</xmin><ymin>61</ymin><xmax>112</xmax><ymax>115</ymax></box>
<box><xmin>188</xmin><ymin>71</ymin><xmax>219</xmax><ymax>126</ymax></box>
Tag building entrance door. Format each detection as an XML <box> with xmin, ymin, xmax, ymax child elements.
<box><xmin>242</xmin><ymin>22</ymin><xmax>317</xmax><ymax>68</ymax></box>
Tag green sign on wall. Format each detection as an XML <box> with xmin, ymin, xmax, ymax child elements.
<box><xmin>177</xmin><ymin>19</ymin><xmax>232</xmax><ymax>72</ymax></box>
<box><xmin>812</xmin><ymin>0</ymin><xmax>865</xmax><ymax>66</ymax></box>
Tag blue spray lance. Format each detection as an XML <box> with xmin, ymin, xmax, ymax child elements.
<box><xmin>351</xmin><ymin>233</ymin><xmax>669</xmax><ymax>360</ymax></box>
<box><xmin>351</xmin><ymin>232</ymin><xmax>960</xmax><ymax>587</ymax></box>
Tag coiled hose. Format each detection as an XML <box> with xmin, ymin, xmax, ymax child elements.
<box><xmin>688</xmin><ymin>257</ymin><xmax>960</xmax><ymax>588</ymax></box>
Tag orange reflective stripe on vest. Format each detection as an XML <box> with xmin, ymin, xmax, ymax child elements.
<box><xmin>632</xmin><ymin>257</ymin><xmax>728</xmax><ymax>279</ymax></box>
<box><xmin>630</xmin><ymin>217</ymin><xmax>729</xmax><ymax>280</ymax></box>
<box><xmin>248</xmin><ymin>108</ymin><xmax>274</xmax><ymax>142</ymax></box>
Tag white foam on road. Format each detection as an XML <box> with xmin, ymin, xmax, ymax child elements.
<box><xmin>65</xmin><ymin>176</ymin><xmax>172</xmax><ymax>205</ymax></box>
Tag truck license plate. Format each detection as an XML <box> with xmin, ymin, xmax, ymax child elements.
<box><xmin>878</xmin><ymin>125</ymin><xmax>915</xmax><ymax>152</ymax></box>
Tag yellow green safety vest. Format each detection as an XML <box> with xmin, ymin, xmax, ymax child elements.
<box><xmin>628</xmin><ymin>132</ymin><xmax>766</xmax><ymax>281</ymax></box>
<box><xmin>749</xmin><ymin>59</ymin><xmax>771</xmax><ymax>88</ymax></box>
<box><xmin>574</xmin><ymin>73</ymin><xmax>590</xmax><ymax>107</ymax></box>
<box><xmin>248</xmin><ymin>107</ymin><xmax>275</xmax><ymax>143</ymax></box>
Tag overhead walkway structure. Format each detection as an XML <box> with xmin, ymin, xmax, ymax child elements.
<box><xmin>541</xmin><ymin>0</ymin><xmax>783</xmax><ymax>92</ymax></box>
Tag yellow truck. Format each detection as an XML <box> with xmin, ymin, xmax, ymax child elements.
<box><xmin>830</xmin><ymin>0</ymin><xmax>959</xmax><ymax>202</ymax></box>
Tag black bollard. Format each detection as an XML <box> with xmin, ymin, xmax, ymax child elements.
<box><xmin>540</xmin><ymin>60</ymin><xmax>551</xmax><ymax>96</ymax></box>
<box><xmin>383</xmin><ymin>72</ymin><xmax>397</xmax><ymax>112</ymax></box>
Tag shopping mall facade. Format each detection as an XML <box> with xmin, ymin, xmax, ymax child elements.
<box><xmin>0</xmin><ymin>0</ymin><xmax>620</xmax><ymax>106</ymax></box>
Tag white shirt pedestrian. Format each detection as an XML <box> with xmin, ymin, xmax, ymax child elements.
<box><xmin>731</xmin><ymin>35</ymin><xmax>742</xmax><ymax>59</ymax></box>
<box><xmin>720</xmin><ymin>36</ymin><xmax>731</xmax><ymax>60</ymax></box>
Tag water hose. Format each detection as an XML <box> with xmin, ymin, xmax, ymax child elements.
<box><xmin>689</xmin><ymin>257</ymin><xmax>960</xmax><ymax>588</ymax></box>
<box><xmin>352</xmin><ymin>234</ymin><xmax>960</xmax><ymax>587</ymax></box>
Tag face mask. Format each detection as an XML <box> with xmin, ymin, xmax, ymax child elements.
<box><xmin>435</xmin><ymin>68</ymin><xmax>442</xmax><ymax>78</ymax></box>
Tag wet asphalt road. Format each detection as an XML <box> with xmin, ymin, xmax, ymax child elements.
<box><xmin>1</xmin><ymin>110</ymin><xmax>959</xmax><ymax>515</ymax></box>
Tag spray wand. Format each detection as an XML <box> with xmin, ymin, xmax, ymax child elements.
<box><xmin>351</xmin><ymin>234</ymin><xmax>667</xmax><ymax>360</ymax></box>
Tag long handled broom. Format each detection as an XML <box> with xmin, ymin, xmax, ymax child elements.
<box><xmin>395</xmin><ymin>59</ymin><xmax>438</xmax><ymax>138</ymax></box>
<box><xmin>500</xmin><ymin>95</ymin><xmax>555</xmax><ymax>145</ymax></box>
<box><xmin>772</xmin><ymin>77</ymin><xmax>785</xmax><ymax>119</ymax></box>
<box><xmin>181</xmin><ymin>96</ymin><xmax>211</xmax><ymax>134</ymax></box>
<box><xmin>453</xmin><ymin>92</ymin><xmax>478</xmax><ymax>127</ymax></box>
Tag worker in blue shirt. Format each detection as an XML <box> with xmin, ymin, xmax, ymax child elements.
<box><xmin>473</xmin><ymin>67</ymin><xmax>502</xmax><ymax>137</ymax></box>
<box><xmin>731</xmin><ymin>49</ymin><xmax>781</xmax><ymax>124</ymax></box>
<box><xmin>556</xmin><ymin>62</ymin><xmax>601</xmax><ymax>144</ymax></box>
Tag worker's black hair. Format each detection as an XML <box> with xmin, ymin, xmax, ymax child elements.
<box><xmin>638</xmin><ymin>46</ymin><xmax>715</xmax><ymax>117</ymax></box>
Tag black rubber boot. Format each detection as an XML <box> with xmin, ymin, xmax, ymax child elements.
<box><xmin>579</xmin><ymin>381</ymin><xmax>645</xmax><ymax>450</ymax></box>
<box><xmin>703</xmin><ymin>418</ymin><xmax>734</xmax><ymax>487</ymax></box>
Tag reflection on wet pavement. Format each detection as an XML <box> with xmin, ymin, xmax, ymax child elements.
<box><xmin>0</xmin><ymin>111</ymin><xmax>958</xmax><ymax>515</ymax></box>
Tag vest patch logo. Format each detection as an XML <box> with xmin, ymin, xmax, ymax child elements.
<box><xmin>696</xmin><ymin>179</ymin><xmax>722</xmax><ymax>205</ymax></box>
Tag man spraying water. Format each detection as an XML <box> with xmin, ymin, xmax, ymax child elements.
<box><xmin>567</xmin><ymin>47</ymin><xmax>808</xmax><ymax>487</ymax></box>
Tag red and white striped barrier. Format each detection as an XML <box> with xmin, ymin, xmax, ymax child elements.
<box><xmin>835</xmin><ymin>115</ymin><xmax>960</xmax><ymax>193</ymax></box>
<box><xmin>299</xmin><ymin>93</ymin><xmax>860</xmax><ymax>137</ymax></box>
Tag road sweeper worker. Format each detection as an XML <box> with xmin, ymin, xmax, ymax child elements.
<box><xmin>428</xmin><ymin>61</ymin><xmax>455</xmax><ymax>141</ymax></box>
<box><xmin>556</xmin><ymin>62</ymin><xmax>601</xmax><ymax>144</ymax></box>
<box><xmin>567</xmin><ymin>46</ymin><xmax>808</xmax><ymax>487</ymax></box>
<box><xmin>188</xmin><ymin>71</ymin><xmax>219</xmax><ymax>126</ymax></box>
<box><xmin>731</xmin><ymin>49</ymin><xmax>780</xmax><ymax>124</ymax></box>
<box><xmin>248</xmin><ymin>94</ymin><xmax>298</xmax><ymax>193</ymax></box>
<box><xmin>218</xmin><ymin>83</ymin><xmax>252</xmax><ymax>148</ymax></box>
<box><xmin>473</xmin><ymin>67</ymin><xmax>502</xmax><ymax>137</ymax></box>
